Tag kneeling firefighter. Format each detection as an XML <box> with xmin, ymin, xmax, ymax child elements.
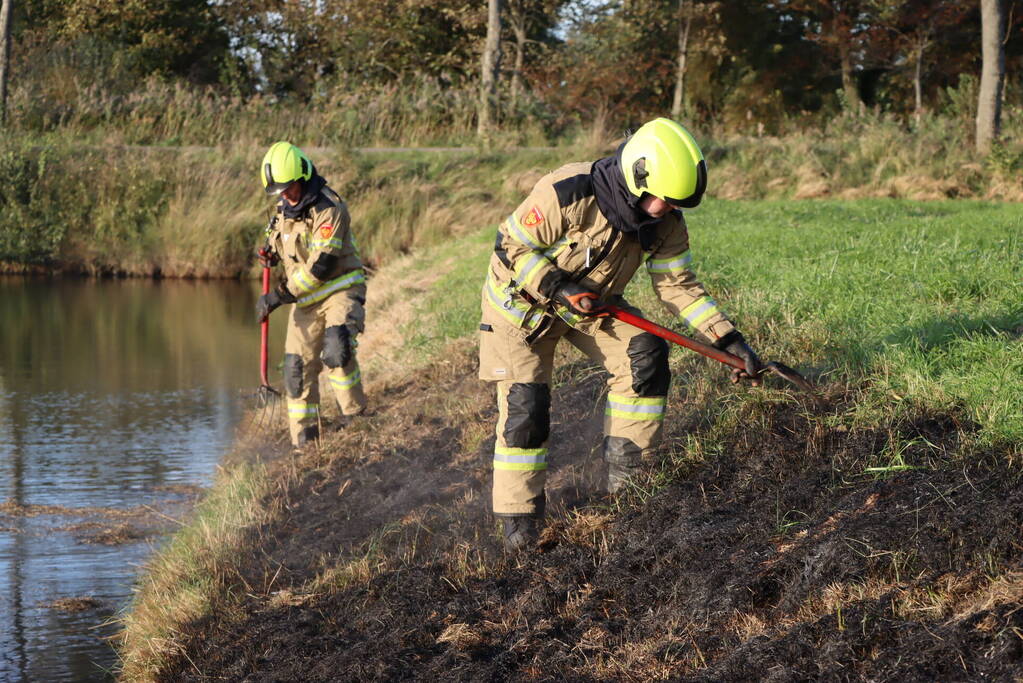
<box><xmin>478</xmin><ymin>118</ymin><xmax>763</xmax><ymax>550</ymax></box>
<box><xmin>256</xmin><ymin>141</ymin><xmax>367</xmax><ymax>447</ymax></box>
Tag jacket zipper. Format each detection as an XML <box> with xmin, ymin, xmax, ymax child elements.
<box><xmin>574</xmin><ymin>228</ymin><xmax>619</xmax><ymax>282</ymax></box>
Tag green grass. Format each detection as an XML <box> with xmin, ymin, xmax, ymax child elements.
<box><xmin>401</xmin><ymin>199</ymin><xmax>1023</xmax><ymax>444</ymax></box>
<box><xmin>400</xmin><ymin>227</ymin><xmax>494</xmax><ymax>361</ymax></box>
<box><xmin>685</xmin><ymin>201</ymin><xmax>1023</xmax><ymax>443</ymax></box>
<box><xmin>117</xmin><ymin>196</ymin><xmax>1023</xmax><ymax>678</ymax></box>
<box><xmin>118</xmin><ymin>460</ymin><xmax>270</xmax><ymax>681</ymax></box>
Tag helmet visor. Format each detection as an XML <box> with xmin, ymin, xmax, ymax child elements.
<box><xmin>663</xmin><ymin>160</ymin><xmax>707</xmax><ymax>208</ymax></box>
<box><xmin>263</xmin><ymin>163</ymin><xmax>295</xmax><ymax>196</ymax></box>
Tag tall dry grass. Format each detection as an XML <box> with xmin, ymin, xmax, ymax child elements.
<box><xmin>117</xmin><ymin>460</ymin><xmax>270</xmax><ymax>681</ymax></box>
<box><xmin>0</xmin><ymin>85</ymin><xmax>1019</xmax><ymax>275</ymax></box>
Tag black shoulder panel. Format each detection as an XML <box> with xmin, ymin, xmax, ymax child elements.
<box><xmin>553</xmin><ymin>173</ymin><xmax>593</xmax><ymax>208</ymax></box>
<box><xmin>321</xmin><ymin>186</ymin><xmax>344</xmax><ymax>205</ymax></box>
<box><xmin>313</xmin><ymin>193</ymin><xmax>338</xmax><ymax>213</ymax></box>
<box><xmin>493</xmin><ymin>231</ymin><xmax>512</xmax><ymax>268</ymax></box>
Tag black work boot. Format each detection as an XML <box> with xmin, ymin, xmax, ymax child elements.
<box><xmin>292</xmin><ymin>425</ymin><xmax>320</xmax><ymax>455</ymax></box>
<box><xmin>498</xmin><ymin>494</ymin><xmax>545</xmax><ymax>551</ymax></box>
<box><xmin>604</xmin><ymin>436</ymin><xmax>642</xmax><ymax>495</ymax></box>
<box><xmin>500</xmin><ymin>515</ymin><xmax>540</xmax><ymax>552</ymax></box>
<box><xmin>296</xmin><ymin>425</ymin><xmax>319</xmax><ymax>446</ymax></box>
<box><xmin>606</xmin><ymin>462</ymin><xmax>640</xmax><ymax>495</ymax></box>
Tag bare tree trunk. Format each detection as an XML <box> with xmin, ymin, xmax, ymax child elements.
<box><xmin>508</xmin><ymin>4</ymin><xmax>526</xmax><ymax>109</ymax></box>
<box><xmin>838</xmin><ymin>38</ymin><xmax>863</xmax><ymax>112</ymax></box>
<box><xmin>478</xmin><ymin>0</ymin><xmax>503</xmax><ymax>142</ymax></box>
<box><xmin>976</xmin><ymin>0</ymin><xmax>1005</xmax><ymax>153</ymax></box>
<box><xmin>0</xmin><ymin>0</ymin><xmax>13</xmax><ymax>126</ymax></box>
<box><xmin>671</xmin><ymin>0</ymin><xmax>693</xmax><ymax>121</ymax></box>
<box><xmin>912</xmin><ymin>38</ymin><xmax>924</xmax><ymax>121</ymax></box>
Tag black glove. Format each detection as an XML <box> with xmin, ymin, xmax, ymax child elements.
<box><xmin>257</xmin><ymin>245</ymin><xmax>279</xmax><ymax>267</ymax></box>
<box><xmin>552</xmin><ymin>281</ymin><xmax>606</xmax><ymax>316</ymax></box>
<box><xmin>255</xmin><ymin>282</ymin><xmax>297</xmax><ymax>322</ymax></box>
<box><xmin>715</xmin><ymin>331</ymin><xmax>763</xmax><ymax>385</ymax></box>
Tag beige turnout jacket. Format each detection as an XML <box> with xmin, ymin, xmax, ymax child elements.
<box><xmin>481</xmin><ymin>162</ymin><xmax>736</xmax><ymax>344</ymax></box>
<box><xmin>268</xmin><ymin>186</ymin><xmax>364</xmax><ymax>307</ymax></box>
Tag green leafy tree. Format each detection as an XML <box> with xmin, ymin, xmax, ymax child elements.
<box><xmin>504</xmin><ymin>0</ymin><xmax>563</xmax><ymax>107</ymax></box>
<box><xmin>538</xmin><ymin>0</ymin><xmax>824</xmax><ymax>133</ymax></box>
<box><xmin>29</xmin><ymin>0</ymin><xmax>232</xmax><ymax>83</ymax></box>
<box><xmin>783</xmin><ymin>0</ymin><xmax>872</xmax><ymax>112</ymax></box>
<box><xmin>217</xmin><ymin>0</ymin><xmax>487</xmax><ymax>98</ymax></box>
<box><xmin>866</xmin><ymin>0</ymin><xmax>971</xmax><ymax>117</ymax></box>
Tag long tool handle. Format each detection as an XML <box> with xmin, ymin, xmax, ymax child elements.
<box><xmin>260</xmin><ymin>263</ymin><xmax>271</xmax><ymax>386</ymax></box>
<box><xmin>604</xmin><ymin>304</ymin><xmax>746</xmax><ymax>371</ymax></box>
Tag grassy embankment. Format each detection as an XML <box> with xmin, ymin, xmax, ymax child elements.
<box><xmin>0</xmin><ymin>141</ymin><xmax>567</xmax><ymax>277</ymax></box>
<box><xmin>1</xmin><ymin>80</ymin><xmax>1020</xmax><ymax>276</ymax></box>
<box><xmin>118</xmin><ymin>185</ymin><xmax>1023</xmax><ymax>679</ymax></box>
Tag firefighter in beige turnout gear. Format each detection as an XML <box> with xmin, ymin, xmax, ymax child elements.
<box><xmin>479</xmin><ymin>119</ymin><xmax>763</xmax><ymax>550</ymax></box>
<box><xmin>256</xmin><ymin>142</ymin><xmax>367</xmax><ymax>447</ymax></box>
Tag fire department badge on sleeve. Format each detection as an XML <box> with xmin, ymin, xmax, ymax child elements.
<box><xmin>521</xmin><ymin>206</ymin><xmax>544</xmax><ymax>227</ymax></box>
<box><xmin>319</xmin><ymin>225</ymin><xmax>335</xmax><ymax>240</ymax></box>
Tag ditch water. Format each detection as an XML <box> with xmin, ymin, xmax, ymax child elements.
<box><xmin>0</xmin><ymin>277</ymin><xmax>286</xmax><ymax>682</ymax></box>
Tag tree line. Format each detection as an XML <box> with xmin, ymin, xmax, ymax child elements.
<box><xmin>0</xmin><ymin>0</ymin><xmax>1018</xmax><ymax>149</ymax></box>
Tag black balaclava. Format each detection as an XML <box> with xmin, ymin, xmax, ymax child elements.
<box><xmin>590</xmin><ymin>143</ymin><xmax>674</xmax><ymax>250</ymax></box>
<box><xmin>281</xmin><ymin>169</ymin><xmax>327</xmax><ymax>219</ymax></box>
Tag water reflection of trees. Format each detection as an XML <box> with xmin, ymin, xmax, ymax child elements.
<box><xmin>0</xmin><ymin>277</ymin><xmax>286</xmax><ymax>681</ymax></box>
<box><xmin>0</xmin><ymin>278</ymin><xmax>285</xmax><ymax>393</ymax></box>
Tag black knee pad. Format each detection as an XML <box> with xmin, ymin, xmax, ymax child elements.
<box><xmin>322</xmin><ymin>325</ymin><xmax>351</xmax><ymax>369</ymax></box>
<box><xmin>603</xmin><ymin>436</ymin><xmax>642</xmax><ymax>466</ymax></box>
<box><xmin>503</xmin><ymin>383</ymin><xmax>551</xmax><ymax>448</ymax></box>
<box><xmin>284</xmin><ymin>353</ymin><xmax>304</xmax><ymax>398</ymax></box>
<box><xmin>628</xmin><ymin>332</ymin><xmax>671</xmax><ymax>397</ymax></box>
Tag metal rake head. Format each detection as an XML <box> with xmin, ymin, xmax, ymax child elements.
<box><xmin>242</xmin><ymin>384</ymin><xmax>283</xmax><ymax>434</ymax></box>
<box><xmin>761</xmin><ymin>361</ymin><xmax>816</xmax><ymax>395</ymax></box>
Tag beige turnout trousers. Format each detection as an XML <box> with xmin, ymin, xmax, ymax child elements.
<box><xmin>284</xmin><ymin>284</ymin><xmax>367</xmax><ymax>445</ymax></box>
<box><xmin>480</xmin><ymin>307</ymin><xmax>670</xmax><ymax>516</ymax></box>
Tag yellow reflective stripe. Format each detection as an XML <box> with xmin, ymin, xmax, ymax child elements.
<box><xmin>605</xmin><ymin>393</ymin><xmax>666</xmax><ymax>421</ymax></box>
<box><xmin>309</xmin><ymin>237</ymin><xmax>347</xmax><ymax>251</ymax></box>
<box><xmin>505</xmin><ymin>214</ymin><xmax>546</xmax><ymax>250</ymax></box>
<box><xmin>494</xmin><ymin>461</ymin><xmax>549</xmax><ymax>471</ymax></box>
<box><xmin>513</xmin><ymin>252</ymin><xmax>549</xmax><ymax>287</ymax></box>
<box><xmin>296</xmin><ymin>269</ymin><xmax>366</xmax><ymax>307</ymax></box>
<box><xmin>494</xmin><ymin>446</ymin><xmax>547</xmax><ymax>462</ymax></box>
<box><xmin>485</xmin><ymin>276</ymin><xmax>528</xmax><ymax>326</ymax></box>
<box><xmin>494</xmin><ymin>446</ymin><xmax>548</xmax><ymax>471</ymax></box>
<box><xmin>606</xmin><ymin>408</ymin><xmax>664</xmax><ymax>421</ymax></box>
<box><xmin>647</xmin><ymin>251</ymin><xmax>693</xmax><ymax>274</ymax></box>
<box><xmin>543</xmin><ymin>236</ymin><xmax>571</xmax><ymax>259</ymax></box>
<box><xmin>511</xmin><ymin>237</ymin><xmax>570</xmax><ymax>288</ymax></box>
<box><xmin>607</xmin><ymin>394</ymin><xmax>666</xmax><ymax>406</ymax></box>
<box><xmin>328</xmin><ymin>367</ymin><xmax>361</xmax><ymax>390</ymax></box>
<box><xmin>288</xmin><ymin>267</ymin><xmax>319</xmax><ymax>296</ymax></box>
<box><xmin>485</xmin><ymin>274</ymin><xmax>544</xmax><ymax>329</ymax></box>
<box><xmin>679</xmin><ymin>296</ymin><xmax>721</xmax><ymax>332</ymax></box>
<box><xmin>287</xmin><ymin>401</ymin><xmax>320</xmax><ymax>418</ymax></box>
<box><xmin>554</xmin><ymin>305</ymin><xmax>585</xmax><ymax>327</ymax></box>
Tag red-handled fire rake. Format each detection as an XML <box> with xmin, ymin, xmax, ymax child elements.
<box><xmin>256</xmin><ymin>245</ymin><xmax>282</xmax><ymax>406</ymax></box>
<box><xmin>603</xmin><ymin>305</ymin><xmax>815</xmax><ymax>394</ymax></box>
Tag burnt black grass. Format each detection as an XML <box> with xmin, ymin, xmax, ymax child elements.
<box><xmin>119</xmin><ymin>198</ymin><xmax>1023</xmax><ymax>680</ymax></box>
